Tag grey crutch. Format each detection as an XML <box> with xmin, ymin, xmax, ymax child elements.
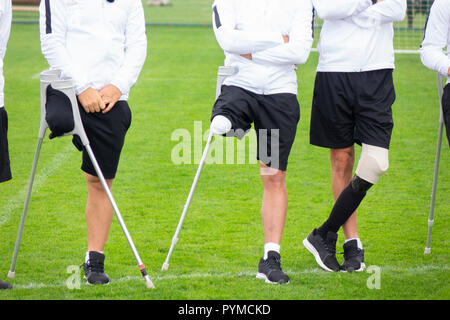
<box><xmin>162</xmin><ymin>66</ymin><xmax>238</xmax><ymax>271</ymax></box>
<box><xmin>8</xmin><ymin>71</ymin><xmax>155</xmax><ymax>289</ymax></box>
<box><xmin>424</xmin><ymin>72</ymin><xmax>446</xmax><ymax>255</ymax></box>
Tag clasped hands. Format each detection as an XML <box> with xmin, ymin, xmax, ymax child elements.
<box><xmin>78</xmin><ymin>84</ymin><xmax>122</xmax><ymax>114</ymax></box>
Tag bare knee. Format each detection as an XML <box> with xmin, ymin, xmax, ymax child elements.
<box><xmin>260</xmin><ymin>164</ymin><xmax>286</xmax><ymax>190</ymax></box>
<box><xmin>85</xmin><ymin>173</ymin><xmax>113</xmax><ymax>193</ymax></box>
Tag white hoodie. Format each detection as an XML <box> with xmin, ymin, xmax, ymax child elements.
<box><xmin>313</xmin><ymin>0</ymin><xmax>406</xmax><ymax>72</ymax></box>
<box><xmin>421</xmin><ymin>0</ymin><xmax>450</xmax><ymax>83</ymax></box>
<box><xmin>0</xmin><ymin>0</ymin><xmax>12</xmax><ymax>108</ymax></box>
<box><xmin>212</xmin><ymin>0</ymin><xmax>314</xmax><ymax>95</ymax></box>
<box><xmin>39</xmin><ymin>0</ymin><xmax>147</xmax><ymax>100</ymax></box>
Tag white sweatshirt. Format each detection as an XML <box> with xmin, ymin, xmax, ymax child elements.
<box><xmin>212</xmin><ymin>0</ymin><xmax>314</xmax><ymax>95</ymax></box>
<box><xmin>0</xmin><ymin>0</ymin><xmax>12</xmax><ymax>108</ymax></box>
<box><xmin>421</xmin><ymin>0</ymin><xmax>450</xmax><ymax>83</ymax></box>
<box><xmin>39</xmin><ymin>0</ymin><xmax>147</xmax><ymax>100</ymax></box>
<box><xmin>313</xmin><ymin>0</ymin><xmax>406</xmax><ymax>72</ymax></box>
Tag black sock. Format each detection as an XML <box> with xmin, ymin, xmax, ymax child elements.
<box><xmin>317</xmin><ymin>182</ymin><xmax>367</xmax><ymax>238</ymax></box>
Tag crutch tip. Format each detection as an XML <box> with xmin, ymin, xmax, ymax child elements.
<box><xmin>7</xmin><ymin>271</ymin><xmax>15</xmax><ymax>279</ymax></box>
<box><xmin>161</xmin><ymin>263</ymin><xmax>169</xmax><ymax>271</ymax></box>
<box><xmin>145</xmin><ymin>279</ymin><xmax>155</xmax><ymax>289</ymax></box>
<box><xmin>424</xmin><ymin>247</ymin><xmax>431</xmax><ymax>255</ymax></box>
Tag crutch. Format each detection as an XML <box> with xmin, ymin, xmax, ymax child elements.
<box><xmin>424</xmin><ymin>72</ymin><xmax>445</xmax><ymax>255</ymax></box>
<box><xmin>8</xmin><ymin>71</ymin><xmax>155</xmax><ymax>289</ymax></box>
<box><xmin>8</xmin><ymin>69</ymin><xmax>60</xmax><ymax>279</ymax></box>
<box><xmin>162</xmin><ymin>66</ymin><xmax>238</xmax><ymax>271</ymax></box>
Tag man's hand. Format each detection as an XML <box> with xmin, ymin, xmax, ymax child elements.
<box><xmin>283</xmin><ymin>35</ymin><xmax>289</xmax><ymax>43</ymax></box>
<box><xmin>99</xmin><ymin>84</ymin><xmax>122</xmax><ymax>114</ymax></box>
<box><xmin>448</xmin><ymin>66</ymin><xmax>450</xmax><ymax>76</ymax></box>
<box><xmin>240</xmin><ymin>53</ymin><xmax>252</xmax><ymax>60</ymax></box>
<box><xmin>78</xmin><ymin>88</ymin><xmax>105</xmax><ymax>113</ymax></box>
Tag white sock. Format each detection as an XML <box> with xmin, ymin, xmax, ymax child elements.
<box><xmin>345</xmin><ymin>238</ymin><xmax>363</xmax><ymax>250</ymax></box>
<box><xmin>85</xmin><ymin>251</ymin><xmax>104</xmax><ymax>263</ymax></box>
<box><xmin>264</xmin><ymin>242</ymin><xmax>280</xmax><ymax>260</ymax></box>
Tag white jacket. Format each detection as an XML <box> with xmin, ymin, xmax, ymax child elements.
<box><xmin>421</xmin><ymin>0</ymin><xmax>450</xmax><ymax>83</ymax></box>
<box><xmin>0</xmin><ymin>0</ymin><xmax>11</xmax><ymax>108</ymax></box>
<box><xmin>313</xmin><ymin>0</ymin><xmax>406</xmax><ymax>72</ymax></box>
<box><xmin>212</xmin><ymin>0</ymin><xmax>314</xmax><ymax>95</ymax></box>
<box><xmin>39</xmin><ymin>0</ymin><xmax>147</xmax><ymax>100</ymax></box>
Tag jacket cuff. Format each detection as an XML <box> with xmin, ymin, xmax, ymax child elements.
<box><xmin>110</xmin><ymin>79</ymin><xmax>127</xmax><ymax>97</ymax></box>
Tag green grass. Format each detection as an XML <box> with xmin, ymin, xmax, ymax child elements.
<box><xmin>0</xmin><ymin>21</ymin><xmax>448</xmax><ymax>300</ymax></box>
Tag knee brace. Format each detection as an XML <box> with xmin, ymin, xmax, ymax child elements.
<box><xmin>355</xmin><ymin>143</ymin><xmax>389</xmax><ymax>185</ymax></box>
<box><xmin>210</xmin><ymin>115</ymin><xmax>232</xmax><ymax>135</ymax></box>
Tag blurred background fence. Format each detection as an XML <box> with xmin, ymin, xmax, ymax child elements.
<box><xmin>11</xmin><ymin>0</ymin><xmax>435</xmax><ymax>53</ymax></box>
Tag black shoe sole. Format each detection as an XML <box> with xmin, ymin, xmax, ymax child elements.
<box><xmin>84</xmin><ymin>275</ymin><xmax>110</xmax><ymax>285</ymax></box>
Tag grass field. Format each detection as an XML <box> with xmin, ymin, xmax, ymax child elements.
<box><xmin>0</xmin><ymin>3</ymin><xmax>449</xmax><ymax>300</ymax></box>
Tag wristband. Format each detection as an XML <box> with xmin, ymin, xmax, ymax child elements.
<box><xmin>371</xmin><ymin>0</ymin><xmax>377</xmax><ymax>4</ymax></box>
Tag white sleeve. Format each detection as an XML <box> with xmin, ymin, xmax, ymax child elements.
<box><xmin>312</xmin><ymin>0</ymin><xmax>372</xmax><ymax>20</ymax></box>
<box><xmin>252</xmin><ymin>1</ymin><xmax>314</xmax><ymax>66</ymax></box>
<box><xmin>348</xmin><ymin>0</ymin><xmax>407</xmax><ymax>28</ymax></box>
<box><xmin>39</xmin><ymin>0</ymin><xmax>90</xmax><ymax>94</ymax></box>
<box><xmin>421</xmin><ymin>0</ymin><xmax>450</xmax><ymax>77</ymax></box>
<box><xmin>110</xmin><ymin>0</ymin><xmax>147</xmax><ymax>96</ymax></box>
<box><xmin>212</xmin><ymin>0</ymin><xmax>283</xmax><ymax>54</ymax></box>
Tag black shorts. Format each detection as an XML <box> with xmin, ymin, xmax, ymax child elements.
<box><xmin>211</xmin><ymin>85</ymin><xmax>300</xmax><ymax>171</ymax></box>
<box><xmin>441</xmin><ymin>83</ymin><xmax>450</xmax><ymax>147</ymax></box>
<box><xmin>310</xmin><ymin>69</ymin><xmax>395</xmax><ymax>149</ymax></box>
<box><xmin>46</xmin><ymin>87</ymin><xmax>132</xmax><ymax>179</ymax></box>
<box><xmin>0</xmin><ymin>108</ymin><xmax>12</xmax><ymax>183</ymax></box>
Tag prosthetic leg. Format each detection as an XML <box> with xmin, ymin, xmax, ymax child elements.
<box><xmin>424</xmin><ymin>72</ymin><xmax>445</xmax><ymax>255</ymax></box>
<box><xmin>162</xmin><ymin>66</ymin><xmax>238</xmax><ymax>271</ymax></box>
<box><xmin>8</xmin><ymin>71</ymin><xmax>155</xmax><ymax>289</ymax></box>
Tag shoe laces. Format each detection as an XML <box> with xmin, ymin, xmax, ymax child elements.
<box><xmin>322</xmin><ymin>237</ymin><xmax>337</xmax><ymax>256</ymax></box>
<box><xmin>266</xmin><ymin>255</ymin><xmax>282</xmax><ymax>271</ymax></box>
<box><xmin>82</xmin><ymin>259</ymin><xmax>104</xmax><ymax>273</ymax></box>
<box><xmin>343</xmin><ymin>246</ymin><xmax>361</xmax><ymax>260</ymax></box>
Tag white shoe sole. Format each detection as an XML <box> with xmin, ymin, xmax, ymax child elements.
<box><xmin>302</xmin><ymin>238</ymin><xmax>336</xmax><ymax>272</ymax></box>
<box><xmin>340</xmin><ymin>263</ymin><xmax>366</xmax><ymax>273</ymax></box>
<box><xmin>256</xmin><ymin>272</ymin><xmax>289</xmax><ymax>285</ymax></box>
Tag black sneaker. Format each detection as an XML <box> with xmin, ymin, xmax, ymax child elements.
<box><xmin>341</xmin><ymin>240</ymin><xmax>365</xmax><ymax>272</ymax></box>
<box><xmin>256</xmin><ymin>251</ymin><xmax>290</xmax><ymax>284</ymax></box>
<box><xmin>0</xmin><ymin>280</ymin><xmax>12</xmax><ymax>290</ymax></box>
<box><xmin>303</xmin><ymin>229</ymin><xmax>340</xmax><ymax>272</ymax></box>
<box><xmin>82</xmin><ymin>251</ymin><xmax>110</xmax><ymax>285</ymax></box>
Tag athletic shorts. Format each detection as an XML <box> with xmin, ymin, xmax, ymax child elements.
<box><xmin>441</xmin><ymin>83</ymin><xmax>450</xmax><ymax>147</ymax></box>
<box><xmin>310</xmin><ymin>69</ymin><xmax>395</xmax><ymax>150</ymax></box>
<box><xmin>211</xmin><ymin>85</ymin><xmax>300</xmax><ymax>171</ymax></box>
<box><xmin>0</xmin><ymin>107</ymin><xmax>12</xmax><ymax>183</ymax></box>
<box><xmin>46</xmin><ymin>87</ymin><xmax>132</xmax><ymax>179</ymax></box>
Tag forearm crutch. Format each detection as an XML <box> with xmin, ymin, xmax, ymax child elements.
<box><xmin>162</xmin><ymin>66</ymin><xmax>238</xmax><ymax>271</ymax></box>
<box><xmin>8</xmin><ymin>72</ymin><xmax>155</xmax><ymax>289</ymax></box>
<box><xmin>8</xmin><ymin>69</ymin><xmax>61</xmax><ymax>279</ymax></box>
<box><xmin>424</xmin><ymin>72</ymin><xmax>445</xmax><ymax>255</ymax></box>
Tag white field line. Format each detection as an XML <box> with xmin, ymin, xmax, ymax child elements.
<box><xmin>11</xmin><ymin>265</ymin><xmax>449</xmax><ymax>290</ymax></box>
<box><xmin>31</xmin><ymin>73</ymin><xmax>41</xmax><ymax>79</ymax></box>
<box><xmin>0</xmin><ymin>143</ymin><xmax>74</xmax><ymax>226</ymax></box>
